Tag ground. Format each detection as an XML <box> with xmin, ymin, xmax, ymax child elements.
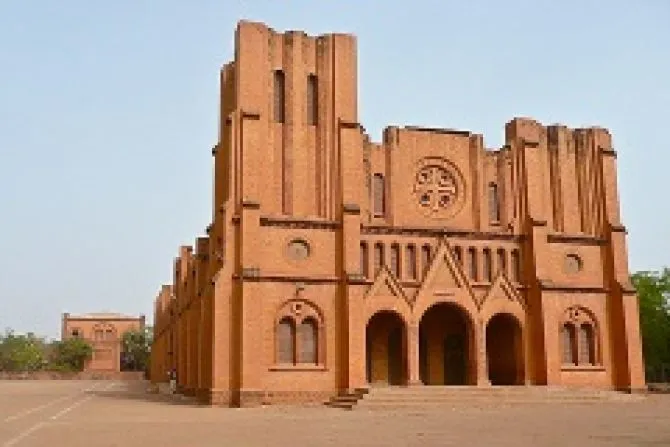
<box><xmin>1</xmin><ymin>381</ymin><xmax>669</xmax><ymax>446</ymax></box>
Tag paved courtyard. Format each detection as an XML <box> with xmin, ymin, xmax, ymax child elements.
<box><xmin>1</xmin><ymin>380</ymin><xmax>669</xmax><ymax>446</ymax></box>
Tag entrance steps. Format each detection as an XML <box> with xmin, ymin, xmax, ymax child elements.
<box><xmin>325</xmin><ymin>386</ymin><xmax>645</xmax><ymax>410</ymax></box>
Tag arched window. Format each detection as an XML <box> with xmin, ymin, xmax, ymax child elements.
<box><xmin>298</xmin><ymin>318</ymin><xmax>318</xmax><ymax>364</ymax></box>
<box><xmin>497</xmin><ymin>248</ymin><xmax>507</xmax><ymax>277</ymax></box>
<box><xmin>467</xmin><ymin>247</ymin><xmax>478</xmax><ymax>281</ymax></box>
<box><xmin>406</xmin><ymin>244</ymin><xmax>417</xmax><ymax>280</ymax></box>
<box><xmin>421</xmin><ymin>244</ymin><xmax>432</xmax><ymax>277</ymax></box>
<box><xmin>579</xmin><ymin>324</ymin><xmax>595</xmax><ymax>365</ymax></box>
<box><xmin>511</xmin><ymin>249</ymin><xmax>521</xmax><ymax>282</ymax></box>
<box><xmin>390</xmin><ymin>243</ymin><xmax>400</xmax><ymax>278</ymax></box>
<box><xmin>562</xmin><ymin>306</ymin><xmax>600</xmax><ymax>367</ymax></box>
<box><xmin>306</xmin><ymin>74</ymin><xmax>318</xmax><ymax>125</ymax></box>
<box><xmin>373</xmin><ymin>174</ymin><xmax>386</xmax><ymax>216</ymax></box>
<box><xmin>483</xmin><ymin>248</ymin><xmax>492</xmax><ymax>282</ymax></box>
<box><xmin>276</xmin><ymin>317</ymin><xmax>295</xmax><ymax>364</ymax></box>
<box><xmin>273</xmin><ymin>70</ymin><xmax>285</xmax><ymax>123</ymax></box>
<box><xmin>360</xmin><ymin>242</ymin><xmax>369</xmax><ymax>277</ymax></box>
<box><xmin>374</xmin><ymin>243</ymin><xmax>384</xmax><ymax>274</ymax></box>
<box><xmin>275</xmin><ymin>300</ymin><xmax>324</xmax><ymax>367</ymax></box>
<box><xmin>561</xmin><ymin>323</ymin><xmax>577</xmax><ymax>365</ymax></box>
<box><xmin>488</xmin><ymin>182</ymin><xmax>501</xmax><ymax>223</ymax></box>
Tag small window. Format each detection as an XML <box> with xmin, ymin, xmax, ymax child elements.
<box><xmin>467</xmin><ymin>247</ymin><xmax>478</xmax><ymax>281</ymax></box>
<box><xmin>373</xmin><ymin>174</ymin><xmax>386</xmax><ymax>216</ymax></box>
<box><xmin>579</xmin><ymin>324</ymin><xmax>595</xmax><ymax>365</ymax></box>
<box><xmin>562</xmin><ymin>323</ymin><xmax>577</xmax><ymax>365</ymax></box>
<box><xmin>298</xmin><ymin>318</ymin><xmax>318</xmax><ymax>364</ymax></box>
<box><xmin>276</xmin><ymin>317</ymin><xmax>295</xmax><ymax>364</ymax></box>
<box><xmin>306</xmin><ymin>74</ymin><xmax>318</xmax><ymax>125</ymax></box>
<box><xmin>374</xmin><ymin>243</ymin><xmax>384</xmax><ymax>274</ymax></box>
<box><xmin>390</xmin><ymin>244</ymin><xmax>400</xmax><ymax>278</ymax></box>
<box><xmin>406</xmin><ymin>245</ymin><xmax>417</xmax><ymax>280</ymax></box>
<box><xmin>71</xmin><ymin>329</ymin><xmax>80</xmax><ymax>338</ymax></box>
<box><xmin>488</xmin><ymin>182</ymin><xmax>500</xmax><ymax>223</ymax></box>
<box><xmin>483</xmin><ymin>248</ymin><xmax>492</xmax><ymax>282</ymax></box>
<box><xmin>497</xmin><ymin>248</ymin><xmax>506</xmax><ymax>276</ymax></box>
<box><xmin>273</xmin><ymin>70</ymin><xmax>285</xmax><ymax>123</ymax></box>
<box><xmin>421</xmin><ymin>244</ymin><xmax>432</xmax><ymax>277</ymax></box>
<box><xmin>511</xmin><ymin>249</ymin><xmax>521</xmax><ymax>282</ymax></box>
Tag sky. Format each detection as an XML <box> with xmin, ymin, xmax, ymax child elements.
<box><xmin>0</xmin><ymin>0</ymin><xmax>668</xmax><ymax>339</ymax></box>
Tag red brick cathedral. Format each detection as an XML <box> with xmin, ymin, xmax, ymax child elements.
<box><xmin>150</xmin><ymin>21</ymin><xmax>645</xmax><ymax>406</ymax></box>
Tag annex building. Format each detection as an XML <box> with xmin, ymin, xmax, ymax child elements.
<box><xmin>150</xmin><ymin>20</ymin><xmax>645</xmax><ymax>407</ymax></box>
<box><xmin>62</xmin><ymin>312</ymin><xmax>145</xmax><ymax>372</ymax></box>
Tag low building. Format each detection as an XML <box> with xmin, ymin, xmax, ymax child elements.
<box><xmin>62</xmin><ymin>312</ymin><xmax>145</xmax><ymax>372</ymax></box>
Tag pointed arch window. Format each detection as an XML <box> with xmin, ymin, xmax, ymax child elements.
<box><xmin>274</xmin><ymin>301</ymin><xmax>325</xmax><ymax>368</ymax></box>
<box><xmin>488</xmin><ymin>182</ymin><xmax>501</xmax><ymax>223</ymax></box>
<box><xmin>276</xmin><ymin>317</ymin><xmax>295</xmax><ymax>364</ymax></box>
<box><xmin>454</xmin><ymin>246</ymin><xmax>463</xmax><ymax>266</ymax></box>
<box><xmin>390</xmin><ymin>243</ymin><xmax>400</xmax><ymax>278</ymax></box>
<box><xmin>562</xmin><ymin>306</ymin><xmax>600</xmax><ymax>367</ymax></box>
<box><xmin>298</xmin><ymin>318</ymin><xmax>318</xmax><ymax>364</ymax></box>
<box><xmin>497</xmin><ymin>248</ymin><xmax>507</xmax><ymax>277</ymax></box>
<box><xmin>360</xmin><ymin>242</ymin><xmax>369</xmax><ymax>277</ymax></box>
<box><xmin>467</xmin><ymin>247</ymin><xmax>478</xmax><ymax>281</ymax></box>
<box><xmin>483</xmin><ymin>248</ymin><xmax>492</xmax><ymax>282</ymax></box>
<box><xmin>421</xmin><ymin>244</ymin><xmax>432</xmax><ymax>277</ymax></box>
<box><xmin>374</xmin><ymin>243</ymin><xmax>384</xmax><ymax>274</ymax></box>
<box><xmin>511</xmin><ymin>249</ymin><xmax>521</xmax><ymax>283</ymax></box>
<box><xmin>578</xmin><ymin>323</ymin><xmax>596</xmax><ymax>365</ymax></box>
<box><xmin>561</xmin><ymin>323</ymin><xmax>577</xmax><ymax>365</ymax></box>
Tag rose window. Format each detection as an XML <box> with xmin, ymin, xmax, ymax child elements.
<box><xmin>414</xmin><ymin>165</ymin><xmax>458</xmax><ymax>212</ymax></box>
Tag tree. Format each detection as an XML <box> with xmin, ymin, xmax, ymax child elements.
<box><xmin>121</xmin><ymin>326</ymin><xmax>152</xmax><ymax>372</ymax></box>
<box><xmin>0</xmin><ymin>329</ymin><xmax>46</xmax><ymax>372</ymax></box>
<box><xmin>49</xmin><ymin>337</ymin><xmax>93</xmax><ymax>372</ymax></box>
<box><xmin>632</xmin><ymin>268</ymin><xmax>670</xmax><ymax>381</ymax></box>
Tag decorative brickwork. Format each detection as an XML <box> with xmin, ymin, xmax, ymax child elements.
<box><xmin>149</xmin><ymin>20</ymin><xmax>646</xmax><ymax>407</ymax></box>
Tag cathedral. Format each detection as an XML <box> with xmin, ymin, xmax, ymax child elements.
<box><xmin>149</xmin><ymin>20</ymin><xmax>646</xmax><ymax>407</ymax></box>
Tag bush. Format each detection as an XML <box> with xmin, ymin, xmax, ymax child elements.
<box><xmin>48</xmin><ymin>338</ymin><xmax>93</xmax><ymax>372</ymax></box>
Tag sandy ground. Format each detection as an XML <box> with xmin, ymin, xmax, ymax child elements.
<box><xmin>1</xmin><ymin>380</ymin><xmax>669</xmax><ymax>447</ymax></box>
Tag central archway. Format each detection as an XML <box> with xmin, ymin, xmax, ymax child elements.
<box><xmin>486</xmin><ymin>313</ymin><xmax>524</xmax><ymax>385</ymax></box>
<box><xmin>419</xmin><ymin>303</ymin><xmax>474</xmax><ymax>385</ymax></box>
<box><xmin>366</xmin><ymin>311</ymin><xmax>407</xmax><ymax>386</ymax></box>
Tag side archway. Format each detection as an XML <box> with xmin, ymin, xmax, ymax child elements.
<box><xmin>366</xmin><ymin>310</ymin><xmax>408</xmax><ymax>386</ymax></box>
<box><xmin>485</xmin><ymin>313</ymin><xmax>524</xmax><ymax>385</ymax></box>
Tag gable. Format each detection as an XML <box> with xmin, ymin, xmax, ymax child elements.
<box><xmin>364</xmin><ymin>265</ymin><xmax>412</xmax><ymax>308</ymax></box>
<box><xmin>480</xmin><ymin>272</ymin><xmax>526</xmax><ymax>310</ymax></box>
<box><xmin>416</xmin><ymin>238</ymin><xmax>476</xmax><ymax>303</ymax></box>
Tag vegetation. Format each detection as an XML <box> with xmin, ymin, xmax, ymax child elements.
<box><xmin>633</xmin><ymin>268</ymin><xmax>670</xmax><ymax>382</ymax></box>
<box><xmin>0</xmin><ymin>329</ymin><xmax>92</xmax><ymax>373</ymax></box>
<box><xmin>121</xmin><ymin>326</ymin><xmax>153</xmax><ymax>372</ymax></box>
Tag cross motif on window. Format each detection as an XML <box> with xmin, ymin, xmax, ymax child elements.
<box><xmin>414</xmin><ymin>166</ymin><xmax>458</xmax><ymax>212</ymax></box>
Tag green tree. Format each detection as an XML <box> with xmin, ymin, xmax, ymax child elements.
<box><xmin>0</xmin><ymin>329</ymin><xmax>46</xmax><ymax>372</ymax></box>
<box><xmin>121</xmin><ymin>326</ymin><xmax>152</xmax><ymax>372</ymax></box>
<box><xmin>632</xmin><ymin>268</ymin><xmax>670</xmax><ymax>381</ymax></box>
<box><xmin>48</xmin><ymin>337</ymin><xmax>93</xmax><ymax>372</ymax></box>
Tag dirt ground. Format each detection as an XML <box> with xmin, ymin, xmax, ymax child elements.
<box><xmin>1</xmin><ymin>380</ymin><xmax>669</xmax><ymax>447</ymax></box>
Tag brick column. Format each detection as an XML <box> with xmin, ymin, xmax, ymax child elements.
<box><xmin>407</xmin><ymin>323</ymin><xmax>421</xmax><ymax>385</ymax></box>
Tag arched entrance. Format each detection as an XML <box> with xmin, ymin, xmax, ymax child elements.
<box><xmin>419</xmin><ymin>303</ymin><xmax>474</xmax><ymax>385</ymax></box>
<box><xmin>366</xmin><ymin>311</ymin><xmax>407</xmax><ymax>385</ymax></box>
<box><xmin>486</xmin><ymin>313</ymin><xmax>524</xmax><ymax>385</ymax></box>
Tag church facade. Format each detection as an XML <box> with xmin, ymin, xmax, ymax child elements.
<box><xmin>150</xmin><ymin>20</ymin><xmax>646</xmax><ymax>407</ymax></box>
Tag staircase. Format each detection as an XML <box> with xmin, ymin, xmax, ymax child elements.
<box><xmin>325</xmin><ymin>386</ymin><xmax>645</xmax><ymax>410</ymax></box>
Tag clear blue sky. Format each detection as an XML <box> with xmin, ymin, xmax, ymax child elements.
<box><xmin>0</xmin><ymin>1</ymin><xmax>668</xmax><ymax>338</ymax></box>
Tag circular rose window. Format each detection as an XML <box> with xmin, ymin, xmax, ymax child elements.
<box><xmin>286</xmin><ymin>239</ymin><xmax>311</xmax><ymax>261</ymax></box>
<box><xmin>413</xmin><ymin>157</ymin><xmax>464</xmax><ymax>219</ymax></box>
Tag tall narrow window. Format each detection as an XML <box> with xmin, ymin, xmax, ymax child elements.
<box><xmin>488</xmin><ymin>182</ymin><xmax>500</xmax><ymax>223</ymax></box>
<box><xmin>374</xmin><ymin>243</ymin><xmax>384</xmax><ymax>274</ymax></box>
<box><xmin>497</xmin><ymin>248</ymin><xmax>507</xmax><ymax>277</ymax></box>
<box><xmin>562</xmin><ymin>323</ymin><xmax>577</xmax><ymax>365</ymax></box>
<box><xmin>273</xmin><ymin>70</ymin><xmax>285</xmax><ymax>123</ymax></box>
<box><xmin>578</xmin><ymin>324</ymin><xmax>595</xmax><ymax>365</ymax></box>
<box><xmin>483</xmin><ymin>248</ymin><xmax>492</xmax><ymax>282</ymax></box>
<box><xmin>511</xmin><ymin>249</ymin><xmax>521</xmax><ymax>282</ymax></box>
<box><xmin>298</xmin><ymin>318</ymin><xmax>318</xmax><ymax>364</ymax></box>
<box><xmin>306</xmin><ymin>74</ymin><xmax>318</xmax><ymax>125</ymax></box>
<box><xmin>390</xmin><ymin>244</ymin><xmax>400</xmax><ymax>278</ymax></box>
<box><xmin>360</xmin><ymin>242</ymin><xmax>369</xmax><ymax>277</ymax></box>
<box><xmin>421</xmin><ymin>244</ymin><xmax>432</xmax><ymax>277</ymax></box>
<box><xmin>373</xmin><ymin>174</ymin><xmax>386</xmax><ymax>216</ymax></box>
<box><xmin>276</xmin><ymin>317</ymin><xmax>295</xmax><ymax>364</ymax></box>
<box><xmin>467</xmin><ymin>247</ymin><xmax>478</xmax><ymax>281</ymax></box>
<box><xmin>406</xmin><ymin>244</ymin><xmax>417</xmax><ymax>280</ymax></box>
